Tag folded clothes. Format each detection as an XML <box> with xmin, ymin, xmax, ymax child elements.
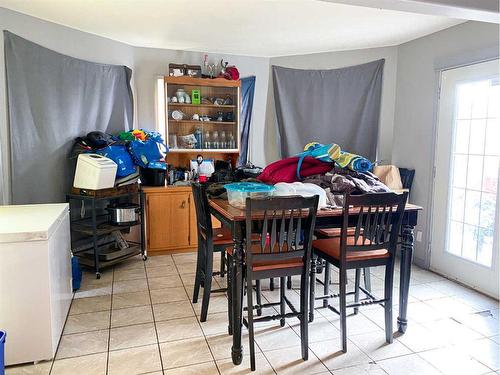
<box><xmin>257</xmin><ymin>156</ymin><xmax>333</xmax><ymax>184</ymax></box>
<box><xmin>334</xmin><ymin>151</ymin><xmax>373</xmax><ymax>173</ymax></box>
<box><xmin>297</xmin><ymin>142</ymin><xmax>373</xmax><ymax>173</ymax></box>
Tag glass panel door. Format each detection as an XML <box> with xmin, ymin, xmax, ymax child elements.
<box><xmin>431</xmin><ymin>59</ymin><xmax>499</xmax><ymax>298</ymax></box>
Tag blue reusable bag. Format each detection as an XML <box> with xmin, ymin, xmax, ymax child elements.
<box><xmin>128</xmin><ymin>132</ymin><xmax>168</xmax><ymax>168</ymax></box>
<box><xmin>95</xmin><ymin>145</ymin><xmax>136</xmax><ymax>177</ymax></box>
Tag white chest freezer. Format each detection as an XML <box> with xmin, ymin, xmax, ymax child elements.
<box><xmin>0</xmin><ymin>204</ymin><xmax>72</xmax><ymax>365</ymax></box>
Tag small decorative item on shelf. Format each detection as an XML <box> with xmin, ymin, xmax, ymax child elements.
<box><xmin>216</xmin><ymin>111</ymin><xmax>224</xmax><ymax>122</ymax></box>
<box><xmin>178</xmin><ymin>134</ymin><xmax>197</xmax><ymax>149</ymax></box>
<box><xmin>225</xmin><ymin>112</ymin><xmax>234</xmax><ymax>122</ymax></box>
<box><xmin>191</xmin><ymin>89</ymin><xmax>201</xmax><ymax>104</ymax></box>
<box><xmin>169</xmin><ymin>63</ymin><xmax>201</xmax><ymax>77</ymax></box>
<box><xmin>171</xmin><ymin>110</ymin><xmax>185</xmax><ymax>121</ymax></box>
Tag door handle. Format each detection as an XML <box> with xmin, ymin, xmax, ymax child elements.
<box><xmin>181</xmin><ymin>201</ymin><xmax>186</xmax><ymax>209</ymax></box>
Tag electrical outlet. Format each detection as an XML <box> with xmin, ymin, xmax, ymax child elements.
<box><xmin>416</xmin><ymin>231</ymin><xmax>423</xmax><ymax>242</ymax></box>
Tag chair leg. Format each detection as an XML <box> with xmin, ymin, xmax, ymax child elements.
<box><xmin>255</xmin><ymin>280</ymin><xmax>262</xmax><ymax>316</ymax></box>
<box><xmin>287</xmin><ymin>275</ymin><xmax>292</xmax><ymax>289</ymax></box>
<box><xmin>363</xmin><ymin>267</ymin><xmax>371</xmax><ymax>292</ymax></box>
<box><xmin>246</xmin><ymin>275</ymin><xmax>256</xmax><ymax>371</ymax></box>
<box><xmin>192</xmin><ymin>244</ymin><xmax>203</xmax><ymax>304</ymax></box>
<box><xmin>227</xmin><ymin>254</ymin><xmax>233</xmax><ymax>335</ymax></box>
<box><xmin>309</xmin><ymin>255</ymin><xmax>317</xmax><ymax>322</ymax></box>
<box><xmin>220</xmin><ymin>251</ymin><xmax>225</xmax><ymax>278</ymax></box>
<box><xmin>323</xmin><ymin>262</ymin><xmax>330</xmax><ymax>308</ymax></box>
<box><xmin>354</xmin><ymin>268</ymin><xmax>361</xmax><ymax>315</ymax></box>
<box><xmin>299</xmin><ymin>273</ymin><xmax>309</xmax><ymax>361</ymax></box>
<box><xmin>339</xmin><ymin>267</ymin><xmax>348</xmax><ymax>353</ymax></box>
<box><xmin>270</xmin><ymin>278</ymin><xmax>275</xmax><ymax>291</ymax></box>
<box><xmin>280</xmin><ymin>277</ymin><xmax>286</xmax><ymax>327</ymax></box>
<box><xmin>200</xmin><ymin>268</ymin><xmax>213</xmax><ymax>322</ymax></box>
<box><xmin>384</xmin><ymin>260</ymin><xmax>394</xmax><ymax>344</ymax></box>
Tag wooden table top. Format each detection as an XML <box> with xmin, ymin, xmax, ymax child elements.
<box><xmin>209</xmin><ymin>198</ymin><xmax>422</xmax><ymax>222</ymax></box>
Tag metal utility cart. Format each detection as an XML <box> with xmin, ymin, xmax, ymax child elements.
<box><xmin>67</xmin><ymin>184</ymin><xmax>146</xmax><ymax>279</ymax></box>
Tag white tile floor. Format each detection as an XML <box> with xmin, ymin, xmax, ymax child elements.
<box><xmin>5</xmin><ymin>253</ymin><xmax>500</xmax><ymax>375</ymax></box>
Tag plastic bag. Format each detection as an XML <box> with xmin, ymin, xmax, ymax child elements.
<box><xmin>95</xmin><ymin>145</ymin><xmax>136</xmax><ymax>177</ymax></box>
<box><xmin>128</xmin><ymin>131</ymin><xmax>168</xmax><ymax>168</ymax></box>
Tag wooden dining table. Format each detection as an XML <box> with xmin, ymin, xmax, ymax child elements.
<box><xmin>209</xmin><ymin>198</ymin><xmax>422</xmax><ymax>365</ymax></box>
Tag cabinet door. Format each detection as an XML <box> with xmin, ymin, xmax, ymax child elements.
<box><xmin>147</xmin><ymin>193</ymin><xmax>190</xmax><ymax>251</ymax></box>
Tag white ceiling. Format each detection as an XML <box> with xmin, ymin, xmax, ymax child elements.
<box><xmin>0</xmin><ymin>0</ymin><xmax>465</xmax><ymax>57</ymax></box>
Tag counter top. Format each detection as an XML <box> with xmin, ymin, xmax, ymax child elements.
<box><xmin>0</xmin><ymin>203</ymin><xmax>69</xmax><ymax>243</ymax></box>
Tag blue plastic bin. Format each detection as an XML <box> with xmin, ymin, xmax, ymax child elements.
<box><xmin>0</xmin><ymin>330</ymin><xmax>6</xmax><ymax>375</ymax></box>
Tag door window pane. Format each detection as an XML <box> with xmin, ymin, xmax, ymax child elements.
<box><xmin>466</xmin><ymin>155</ymin><xmax>483</xmax><ymax>190</ymax></box>
<box><xmin>471</xmin><ymin>81</ymin><xmax>489</xmax><ymax>119</ymax></box>
<box><xmin>482</xmin><ymin>156</ymin><xmax>499</xmax><ymax>193</ymax></box>
<box><xmin>454</xmin><ymin>120</ymin><xmax>470</xmax><ymax>154</ymax></box>
<box><xmin>479</xmin><ymin>192</ymin><xmax>497</xmax><ymax>230</ymax></box>
<box><xmin>448</xmin><ymin>221</ymin><xmax>463</xmax><ymax>255</ymax></box>
<box><xmin>464</xmin><ymin>190</ymin><xmax>481</xmax><ymax>226</ymax></box>
<box><xmin>487</xmin><ymin>84</ymin><xmax>499</xmax><ymax>118</ymax></box>
<box><xmin>469</xmin><ymin>120</ymin><xmax>486</xmax><ymax>155</ymax></box>
<box><xmin>485</xmin><ymin>119</ymin><xmax>500</xmax><ymax>156</ymax></box>
<box><xmin>453</xmin><ymin>154</ymin><xmax>467</xmax><ymax>188</ymax></box>
<box><xmin>477</xmin><ymin>227</ymin><xmax>494</xmax><ymax>266</ymax></box>
<box><xmin>457</xmin><ymin>84</ymin><xmax>473</xmax><ymax>119</ymax></box>
<box><xmin>451</xmin><ymin>188</ymin><xmax>465</xmax><ymax>221</ymax></box>
<box><xmin>462</xmin><ymin>224</ymin><xmax>477</xmax><ymax>261</ymax></box>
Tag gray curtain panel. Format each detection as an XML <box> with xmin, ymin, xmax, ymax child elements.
<box><xmin>4</xmin><ymin>31</ymin><xmax>133</xmax><ymax>204</ymax></box>
<box><xmin>272</xmin><ymin>59</ymin><xmax>384</xmax><ymax>160</ymax></box>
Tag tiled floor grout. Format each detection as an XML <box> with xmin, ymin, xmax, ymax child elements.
<box><xmin>6</xmin><ymin>255</ymin><xmax>499</xmax><ymax>375</ymax></box>
<box><xmin>143</xmin><ymin>259</ymin><xmax>165</xmax><ymax>374</ymax></box>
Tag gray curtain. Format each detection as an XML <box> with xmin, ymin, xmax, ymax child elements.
<box><xmin>4</xmin><ymin>31</ymin><xmax>133</xmax><ymax>204</ymax></box>
<box><xmin>272</xmin><ymin>59</ymin><xmax>384</xmax><ymax>160</ymax></box>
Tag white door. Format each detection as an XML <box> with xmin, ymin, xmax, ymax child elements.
<box><xmin>431</xmin><ymin>59</ymin><xmax>500</xmax><ymax>299</ymax></box>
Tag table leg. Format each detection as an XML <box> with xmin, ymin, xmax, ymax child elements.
<box><xmin>398</xmin><ymin>223</ymin><xmax>414</xmax><ymax>333</ymax></box>
<box><xmin>231</xmin><ymin>233</ymin><xmax>244</xmax><ymax>365</ymax></box>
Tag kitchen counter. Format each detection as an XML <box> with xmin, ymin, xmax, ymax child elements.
<box><xmin>0</xmin><ymin>203</ymin><xmax>68</xmax><ymax>243</ymax></box>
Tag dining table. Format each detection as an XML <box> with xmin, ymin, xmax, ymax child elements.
<box><xmin>209</xmin><ymin>197</ymin><xmax>422</xmax><ymax>365</ymax></box>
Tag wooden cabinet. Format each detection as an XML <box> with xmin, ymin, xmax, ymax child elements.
<box><xmin>144</xmin><ymin>186</ymin><xmax>196</xmax><ymax>253</ymax></box>
<box><xmin>144</xmin><ymin>185</ymin><xmax>222</xmax><ymax>254</ymax></box>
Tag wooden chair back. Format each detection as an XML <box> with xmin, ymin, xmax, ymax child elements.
<box><xmin>245</xmin><ymin>196</ymin><xmax>319</xmax><ymax>272</ymax></box>
<box><xmin>341</xmin><ymin>192</ymin><xmax>408</xmax><ymax>261</ymax></box>
<box><xmin>191</xmin><ymin>183</ymin><xmax>214</xmax><ymax>253</ymax></box>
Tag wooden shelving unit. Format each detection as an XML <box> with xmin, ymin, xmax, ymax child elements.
<box><xmin>164</xmin><ymin>76</ymin><xmax>241</xmax><ymax>168</ymax></box>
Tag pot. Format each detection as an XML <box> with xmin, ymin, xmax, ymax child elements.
<box><xmin>108</xmin><ymin>204</ymin><xmax>140</xmax><ymax>225</ymax></box>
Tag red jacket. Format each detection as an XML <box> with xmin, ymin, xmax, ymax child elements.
<box><xmin>258</xmin><ymin>156</ymin><xmax>333</xmax><ymax>184</ymax></box>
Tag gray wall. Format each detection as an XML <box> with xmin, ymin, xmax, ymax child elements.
<box><xmin>266</xmin><ymin>47</ymin><xmax>398</xmax><ymax>164</ymax></box>
<box><xmin>392</xmin><ymin>21</ymin><xmax>500</xmax><ymax>267</ymax></box>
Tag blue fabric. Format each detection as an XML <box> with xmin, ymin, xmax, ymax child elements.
<box><xmin>237</xmin><ymin>76</ymin><xmax>256</xmax><ymax>166</ymax></box>
<box><xmin>95</xmin><ymin>145</ymin><xmax>136</xmax><ymax>177</ymax></box>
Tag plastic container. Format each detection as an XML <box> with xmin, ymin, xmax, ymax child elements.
<box><xmin>140</xmin><ymin>167</ymin><xmax>166</xmax><ymax>186</ymax></box>
<box><xmin>73</xmin><ymin>153</ymin><xmax>117</xmax><ymax>190</ymax></box>
<box><xmin>0</xmin><ymin>330</ymin><xmax>5</xmax><ymax>374</ymax></box>
<box><xmin>224</xmin><ymin>182</ymin><xmax>275</xmax><ymax>208</ymax></box>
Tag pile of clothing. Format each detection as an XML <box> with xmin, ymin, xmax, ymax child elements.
<box><xmin>256</xmin><ymin>142</ymin><xmax>391</xmax><ymax>208</ymax></box>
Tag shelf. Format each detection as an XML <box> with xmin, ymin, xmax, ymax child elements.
<box><xmin>76</xmin><ymin>245</ymin><xmax>142</xmax><ymax>267</ymax></box>
<box><xmin>168</xmin><ymin>103</ymin><xmax>236</xmax><ymax>109</ymax></box>
<box><xmin>168</xmin><ymin>149</ymin><xmax>239</xmax><ymax>153</ymax></box>
<box><xmin>72</xmin><ymin>220</ymin><xmax>140</xmax><ymax>236</ymax></box>
<box><xmin>165</xmin><ymin>76</ymin><xmax>241</xmax><ymax>87</ymax></box>
<box><xmin>169</xmin><ymin>120</ymin><xmax>236</xmax><ymax>125</ymax></box>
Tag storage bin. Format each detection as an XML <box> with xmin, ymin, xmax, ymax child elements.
<box><xmin>0</xmin><ymin>330</ymin><xmax>5</xmax><ymax>375</ymax></box>
<box><xmin>224</xmin><ymin>182</ymin><xmax>275</xmax><ymax>208</ymax></box>
<box><xmin>73</xmin><ymin>154</ymin><xmax>117</xmax><ymax>190</ymax></box>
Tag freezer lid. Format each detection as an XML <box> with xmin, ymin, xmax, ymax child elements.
<box><xmin>0</xmin><ymin>203</ymin><xmax>69</xmax><ymax>243</ymax></box>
